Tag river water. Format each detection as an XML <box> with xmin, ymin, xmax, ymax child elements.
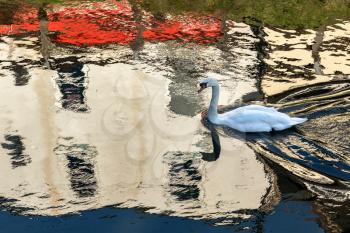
<box><xmin>0</xmin><ymin>1</ymin><xmax>349</xmax><ymax>233</ymax></box>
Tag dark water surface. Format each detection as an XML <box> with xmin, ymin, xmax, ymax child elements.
<box><xmin>0</xmin><ymin>201</ymin><xmax>323</xmax><ymax>233</ymax></box>
<box><xmin>0</xmin><ymin>1</ymin><xmax>349</xmax><ymax>233</ymax></box>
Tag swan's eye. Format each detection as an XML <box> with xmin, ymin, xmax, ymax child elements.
<box><xmin>200</xmin><ymin>82</ymin><xmax>207</xmax><ymax>88</ymax></box>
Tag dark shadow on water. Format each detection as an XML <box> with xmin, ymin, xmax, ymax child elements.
<box><xmin>0</xmin><ymin>201</ymin><xmax>324</xmax><ymax>233</ymax></box>
<box><xmin>0</xmin><ymin>207</ymin><xmax>243</xmax><ymax>233</ymax></box>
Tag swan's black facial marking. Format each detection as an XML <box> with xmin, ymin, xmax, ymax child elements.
<box><xmin>198</xmin><ymin>82</ymin><xmax>208</xmax><ymax>93</ymax></box>
<box><xmin>200</xmin><ymin>82</ymin><xmax>207</xmax><ymax>88</ymax></box>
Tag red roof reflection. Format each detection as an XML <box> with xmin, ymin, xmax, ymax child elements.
<box><xmin>0</xmin><ymin>1</ymin><xmax>222</xmax><ymax>46</ymax></box>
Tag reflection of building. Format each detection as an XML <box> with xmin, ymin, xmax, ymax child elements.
<box><xmin>0</xmin><ymin>6</ymin><xmax>274</xmax><ymax>225</ymax></box>
<box><xmin>0</xmin><ymin>54</ymin><xmax>271</xmax><ymax>225</ymax></box>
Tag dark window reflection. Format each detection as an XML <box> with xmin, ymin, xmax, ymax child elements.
<box><xmin>12</xmin><ymin>64</ymin><xmax>30</xmax><ymax>86</ymax></box>
<box><xmin>2</xmin><ymin>63</ymin><xmax>30</xmax><ymax>86</ymax></box>
<box><xmin>51</xmin><ymin>57</ymin><xmax>89</xmax><ymax>112</ymax></box>
<box><xmin>1</xmin><ymin>134</ymin><xmax>31</xmax><ymax>168</ymax></box>
<box><xmin>165</xmin><ymin>152</ymin><xmax>202</xmax><ymax>201</ymax></box>
<box><xmin>55</xmin><ymin>141</ymin><xmax>98</xmax><ymax>198</ymax></box>
<box><xmin>66</xmin><ymin>154</ymin><xmax>97</xmax><ymax>198</ymax></box>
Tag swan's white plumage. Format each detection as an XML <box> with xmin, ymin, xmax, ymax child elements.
<box><xmin>218</xmin><ymin>105</ymin><xmax>307</xmax><ymax>132</ymax></box>
<box><xmin>199</xmin><ymin>78</ymin><xmax>307</xmax><ymax>132</ymax></box>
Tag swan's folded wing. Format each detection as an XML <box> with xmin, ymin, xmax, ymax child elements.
<box><xmin>238</xmin><ymin>105</ymin><xmax>278</xmax><ymax>113</ymax></box>
<box><xmin>220</xmin><ymin>108</ymin><xmax>294</xmax><ymax>132</ymax></box>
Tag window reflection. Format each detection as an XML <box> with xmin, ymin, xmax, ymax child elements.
<box><xmin>1</xmin><ymin>134</ymin><xmax>31</xmax><ymax>168</ymax></box>
<box><xmin>55</xmin><ymin>139</ymin><xmax>98</xmax><ymax>198</ymax></box>
<box><xmin>52</xmin><ymin>57</ymin><xmax>89</xmax><ymax>112</ymax></box>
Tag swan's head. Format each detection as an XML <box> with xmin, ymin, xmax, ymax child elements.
<box><xmin>197</xmin><ymin>78</ymin><xmax>218</xmax><ymax>93</ymax></box>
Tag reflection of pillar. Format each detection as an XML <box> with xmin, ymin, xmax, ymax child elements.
<box><xmin>130</xmin><ymin>1</ymin><xmax>145</xmax><ymax>57</ymax></box>
<box><xmin>52</xmin><ymin>57</ymin><xmax>89</xmax><ymax>112</ymax></box>
<box><xmin>216</xmin><ymin>11</ymin><xmax>233</xmax><ymax>102</ymax></box>
<box><xmin>217</xmin><ymin>11</ymin><xmax>229</xmax><ymax>53</ymax></box>
<box><xmin>39</xmin><ymin>6</ymin><xmax>51</xmax><ymax>68</ymax></box>
<box><xmin>312</xmin><ymin>25</ymin><xmax>325</xmax><ymax>75</ymax></box>
<box><xmin>54</xmin><ymin>139</ymin><xmax>98</xmax><ymax>198</ymax></box>
<box><xmin>1</xmin><ymin>134</ymin><xmax>31</xmax><ymax>168</ymax></box>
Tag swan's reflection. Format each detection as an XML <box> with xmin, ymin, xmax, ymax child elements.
<box><xmin>201</xmin><ymin>124</ymin><xmax>221</xmax><ymax>162</ymax></box>
<box><xmin>200</xmin><ymin>107</ymin><xmax>247</xmax><ymax>162</ymax></box>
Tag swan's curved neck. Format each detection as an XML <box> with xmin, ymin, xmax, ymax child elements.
<box><xmin>208</xmin><ymin>85</ymin><xmax>220</xmax><ymax>123</ymax></box>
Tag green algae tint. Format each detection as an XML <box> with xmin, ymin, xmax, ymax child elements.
<box><xmin>2</xmin><ymin>0</ymin><xmax>350</xmax><ymax>29</ymax></box>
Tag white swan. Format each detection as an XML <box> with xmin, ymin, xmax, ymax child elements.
<box><xmin>198</xmin><ymin>78</ymin><xmax>307</xmax><ymax>132</ymax></box>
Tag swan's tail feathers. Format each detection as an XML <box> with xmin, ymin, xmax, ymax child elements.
<box><xmin>290</xmin><ymin>117</ymin><xmax>308</xmax><ymax>125</ymax></box>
